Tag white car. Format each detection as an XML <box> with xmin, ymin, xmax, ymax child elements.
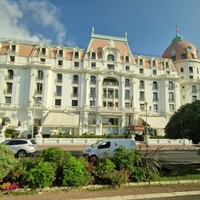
<box><xmin>2</xmin><ymin>139</ymin><xmax>38</xmax><ymax>157</ymax></box>
<box><xmin>83</xmin><ymin>138</ymin><xmax>136</xmax><ymax>161</ymax></box>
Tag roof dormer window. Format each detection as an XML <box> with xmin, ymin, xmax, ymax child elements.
<box><xmin>107</xmin><ymin>54</ymin><xmax>115</xmax><ymax>61</ymax></box>
<box><xmin>91</xmin><ymin>52</ymin><xmax>96</xmax><ymax>59</ymax></box>
<box><xmin>41</xmin><ymin>47</ymin><xmax>46</xmax><ymax>55</ymax></box>
<box><xmin>125</xmin><ymin>55</ymin><xmax>129</xmax><ymax>63</ymax></box>
<box><xmin>58</xmin><ymin>49</ymin><xmax>63</xmax><ymax>57</ymax></box>
<box><xmin>74</xmin><ymin>51</ymin><xmax>79</xmax><ymax>59</ymax></box>
<box><xmin>152</xmin><ymin>60</ymin><xmax>156</xmax><ymax>67</ymax></box>
<box><xmin>11</xmin><ymin>45</ymin><xmax>16</xmax><ymax>53</ymax></box>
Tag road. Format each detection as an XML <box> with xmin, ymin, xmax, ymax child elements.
<box><xmin>70</xmin><ymin>149</ymin><xmax>200</xmax><ymax>165</ymax></box>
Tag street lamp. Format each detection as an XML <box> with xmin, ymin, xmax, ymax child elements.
<box><xmin>31</xmin><ymin>96</ymin><xmax>36</xmax><ymax>139</ymax></box>
<box><xmin>144</xmin><ymin>101</ymin><xmax>149</xmax><ymax>147</ymax></box>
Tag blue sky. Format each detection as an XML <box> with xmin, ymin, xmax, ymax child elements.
<box><xmin>0</xmin><ymin>0</ymin><xmax>200</xmax><ymax>56</ymax></box>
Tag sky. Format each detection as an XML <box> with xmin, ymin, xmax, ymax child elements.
<box><xmin>0</xmin><ymin>0</ymin><xmax>200</xmax><ymax>57</ymax></box>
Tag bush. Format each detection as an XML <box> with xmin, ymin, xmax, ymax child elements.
<box><xmin>0</xmin><ymin>144</ymin><xmax>18</xmax><ymax>182</ymax></box>
<box><xmin>92</xmin><ymin>159</ymin><xmax>116</xmax><ymax>184</ymax></box>
<box><xmin>62</xmin><ymin>156</ymin><xmax>92</xmax><ymax>187</ymax></box>
<box><xmin>39</xmin><ymin>147</ymin><xmax>72</xmax><ymax>186</ymax></box>
<box><xmin>23</xmin><ymin>161</ymin><xmax>55</xmax><ymax>189</ymax></box>
<box><xmin>3</xmin><ymin>157</ymin><xmax>37</xmax><ymax>187</ymax></box>
<box><xmin>112</xmin><ymin>146</ymin><xmax>160</xmax><ymax>182</ymax></box>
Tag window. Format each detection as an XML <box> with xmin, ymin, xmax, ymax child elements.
<box><xmin>153</xmin><ymin>81</ymin><xmax>158</xmax><ymax>89</ymax></box>
<box><xmin>98</xmin><ymin>141</ymin><xmax>111</xmax><ymax>149</ymax></box>
<box><xmin>72</xmin><ymin>100</ymin><xmax>78</xmax><ymax>106</ymax></box>
<box><xmin>153</xmin><ymin>70</ymin><xmax>157</xmax><ymax>75</ymax></box>
<box><xmin>171</xmin><ymin>56</ymin><xmax>176</xmax><ymax>61</ymax></box>
<box><xmin>139</xmin><ymin>91</ymin><xmax>145</xmax><ymax>101</ymax></box>
<box><xmin>139</xmin><ymin>68</ymin><xmax>144</xmax><ymax>74</ymax></box>
<box><xmin>139</xmin><ymin>80</ymin><xmax>144</xmax><ymax>89</ymax></box>
<box><xmin>168</xmin><ymin>81</ymin><xmax>174</xmax><ymax>89</ymax></box>
<box><xmin>10</xmin><ymin>56</ymin><xmax>15</xmax><ymax>62</ymax></box>
<box><xmin>189</xmin><ymin>76</ymin><xmax>193</xmax><ymax>79</ymax></box>
<box><xmin>6</xmin><ymin>83</ymin><xmax>12</xmax><ymax>93</ymax></box>
<box><xmin>166</xmin><ymin>62</ymin><xmax>169</xmax><ymax>68</ymax></box>
<box><xmin>153</xmin><ymin>92</ymin><xmax>158</xmax><ymax>101</ymax></box>
<box><xmin>55</xmin><ymin>99</ymin><xmax>61</xmax><ymax>106</ymax></box>
<box><xmin>36</xmin><ymin>83</ymin><xmax>43</xmax><ymax>94</ymax></box>
<box><xmin>90</xmin><ymin>88</ymin><xmax>96</xmax><ymax>97</ymax></box>
<box><xmin>91</xmin><ymin>52</ymin><xmax>96</xmax><ymax>59</ymax></box>
<box><xmin>7</xmin><ymin>70</ymin><xmax>14</xmax><ymax>79</ymax></box>
<box><xmin>125</xmin><ymin>90</ymin><xmax>130</xmax><ymax>99</ymax></box>
<box><xmin>58</xmin><ymin>49</ymin><xmax>63</xmax><ymax>57</ymax></box>
<box><xmin>169</xmin><ymin>104</ymin><xmax>175</xmax><ymax>111</ymax></box>
<box><xmin>5</xmin><ymin>97</ymin><xmax>11</xmax><ymax>104</ymax></box>
<box><xmin>125</xmin><ymin>56</ymin><xmax>129</xmax><ymax>62</ymax></box>
<box><xmin>74</xmin><ymin>62</ymin><xmax>79</xmax><ymax>67</ymax></box>
<box><xmin>56</xmin><ymin>86</ymin><xmax>62</xmax><ymax>96</ymax></box>
<box><xmin>125</xmin><ymin>102</ymin><xmax>130</xmax><ymax>108</ymax></box>
<box><xmin>181</xmin><ymin>68</ymin><xmax>184</xmax><ymax>72</ymax></box>
<box><xmin>125</xmin><ymin>66</ymin><xmax>130</xmax><ymax>71</ymax></box>
<box><xmin>181</xmin><ymin>54</ymin><xmax>187</xmax><ymax>59</ymax></box>
<box><xmin>166</xmin><ymin>71</ymin><xmax>170</xmax><ymax>74</ymax></box>
<box><xmin>192</xmin><ymin>85</ymin><xmax>197</xmax><ymax>93</ymax></box>
<box><xmin>90</xmin><ymin>76</ymin><xmax>96</xmax><ymax>84</ymax></box>
<box><xmin>152</xmin><ymin>60</ymin><xmax>156</xmax><ymax>67</ymax></box>
<box><xmin>40</xmin><ymin>58</ymin><xmax>45</xmax><ymax>62</ymax></box>
<box><xmin>57</xmin><ymin>74</ymin><xmax>62</xmax><ymax>82</ymax></box>
<box><xmin>107</xmin><ymin>64</ymin><xmax>114</xmax><ymax>70</ymax></box>
<box><xmin>73</xmin><ymin>87</ymin><xmax>78</xmax><ymax>96</ymax></box>
<box><xmin>73</xmin><ymin>75</ymin><xmax>79</xmax><ymax>84</ymax></box>
<box><xmin>107</xmin><ymin>54</ymin><xmax>115</xmax><ymax>61</ymax></box>
<box><xmin>37</xmin><ymin>70</ymin><xmax>43</xmax><ymax>80</ymax></box>
<box><xmin>41</xmin><ymin>48</ymin><xmax>46</xmax><ymax>55</ymax></box>
<box><xmin>11</xmin><ymin>45</ymin><xmax>16</xmax><ymax>53</ymax></box>
<box><xmin>74</xmin><ymin>51</ymin><xmax>79</xmax><ymax>59</ymax></box>
<box><xmin>91</xmin><ymin>62</ymin><xmax>96</xmax><ymax>68</ymax></box>
<box><xmin>169</xmin><ymin>92</ymin><xmax>174</xmax><ymax>102</ymax></box>
<box><xmin>58</xmin><ymin>60</ymin><xmax>63</xmax><ymax>66</ymax></box>
<box><xmin>189</xmin><ymin>66</ymin><xmax>193</xmax><ymax>73</ymax></box>
<box><xmin>139</xmin><ymin>59</ymin><xmax>143</xmax><ymax>65</ymax></box>
<box><xmin>192</xmin><ymin>96</ymin><xmax>197</xmax><ymax>102</ymax></box>
<box><xmin>125</xmin><ymin>79</ymin><xmax>130</xmax><ymax>87</ymax></box>
<box><xmin>153</xmin><ymin>104</ymin><xmax>158</xmax><ymax>111</ymax></box>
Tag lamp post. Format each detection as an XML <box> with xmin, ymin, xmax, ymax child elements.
<box><xmin>144</xmin><ymin>101</ymin><xmax>149</xmax><ymax>147</ymax></box>
<box><xmin>31</xmin><ymin>96</ymin><xmax>36</xmax><ymax>139</ymax></box>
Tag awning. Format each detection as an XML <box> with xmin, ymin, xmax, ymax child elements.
<box><xmin>42</xmin><ymin>113</ymin><xmax>79</xmax><ymax>127</ymax></box>
<box><xmin>140</xmin><ymin>117</ymin><xmax>168</xmax><ymax>129</ymax></box>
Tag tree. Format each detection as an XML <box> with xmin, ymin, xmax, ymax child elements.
<box><xmin>165</xmin><ymin>100</ymin><xmax>200</xmax><ymax>143</ymax></box>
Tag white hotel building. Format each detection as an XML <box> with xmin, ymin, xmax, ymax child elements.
<box><xmin>0</xmin><ymin>29</ymin><xmax>199</xmax><ymax>137</ymax></box>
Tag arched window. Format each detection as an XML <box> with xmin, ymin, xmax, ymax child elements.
<box><xmin>37</xmin><ymin>70</ymin><xmax>43</xmax><ymax>80</ymax></box>
<box><xmin>73</xmin><ymin>75</ymin><xmax>79</xmax><ymax>84</ymax></box>
<box><xmin>90</xmin><ymin>76</ymin><xmax>96</xmax><ymax>84</ymax></box>
<box><xmin>153</xmin><ymin>81</ymin><xmax>158</xmax><ymax>89</ymax></box>
<box><xmin>192</xmin><ymin>85</ymin><xmax>197</xmax><ymax>93</ymax></box>
<box><xmin>169</xmin><ymin>81</ymin><xmax>174</xmax><ymax>89</ymax></box>
<box><xmin>107</xmin><ymin>54</ymin><xmax>115</xmax><ymax>61</ymax></box>
<box><xmin>8</xmin><ymin>69</ymin><xmax>14</xmax><ymax>79</ymax></box>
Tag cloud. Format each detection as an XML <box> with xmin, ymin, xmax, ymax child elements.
<box><xmin>0</xmin><ymin>0</ymin><xmax>67</xmax><ymax>43</ymax></box>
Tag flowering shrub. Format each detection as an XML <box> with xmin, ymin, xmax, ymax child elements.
<box><xmin>0</xmin><ymin>182</ymin><xmax>19</xmax><ymax>191</ymax></box>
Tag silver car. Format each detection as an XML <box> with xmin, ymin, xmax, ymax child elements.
<box><xmin>2</xmin><ymin>139</ymin><xmax>38</xmax><ymax>157</ymax></box>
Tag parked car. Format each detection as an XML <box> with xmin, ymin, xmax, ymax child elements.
<box><xmin>83</xmin><ymin>138</ymin><xmax>136</xmax><ymax>161</ymax></box>
<box><xmin>1</xmin><ymin>139</ymin><xmax>38</xmax><ymax>157</ymax></box>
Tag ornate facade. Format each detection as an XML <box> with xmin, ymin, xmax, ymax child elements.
<box><xmin>0</xmin><ymin>28</ymin><xmax>199</xmax><ymax>137</ymax></box>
